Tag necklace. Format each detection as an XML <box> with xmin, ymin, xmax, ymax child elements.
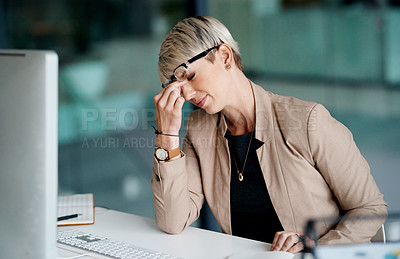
<box><xmin>231</xmin><ymin>129</ymin><xmax>254</xmax><ymax>182</ymax></box>
<box><xmin>230</xmin><ymin>79</ymin><xmax>255</xmax><ymax>182</ymax></box>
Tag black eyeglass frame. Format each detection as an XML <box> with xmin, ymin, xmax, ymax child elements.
<box><xmin>161</xmin><ymin>45</ymin><xmax>221</xmax><ymax>88</ymax></box>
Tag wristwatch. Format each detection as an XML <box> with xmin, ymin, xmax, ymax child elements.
<box><xmin>154</xmin><ymin>146</ymin><xmax>181</xmax><ymax>161</ymax></box>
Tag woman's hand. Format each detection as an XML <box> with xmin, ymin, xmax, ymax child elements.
<box><xmin>270</xmin><ymin>231</ymin><xmax>303</xmax><ymax>254</ymax></box>
<box><xmin>153</xmin><ymin>81</ymin><xmax>186</xmax><ymax>150</ymax></box>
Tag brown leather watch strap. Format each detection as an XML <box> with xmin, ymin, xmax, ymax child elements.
<box><xmin>168</xmin><ymin>146</ymin><xmax>181</xmax><ymax>160</ymax></box>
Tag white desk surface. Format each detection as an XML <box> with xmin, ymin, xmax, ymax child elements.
<box><xmin>58</xmin><ymin>207</ymin><xmax>296</xmax><ymax>259</ymax></box>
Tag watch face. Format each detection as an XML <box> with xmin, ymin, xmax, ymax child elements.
<box><xmin>155</xmin><ymin>148</ymin><xmax>168</xmax><ymax>160</ymax></box>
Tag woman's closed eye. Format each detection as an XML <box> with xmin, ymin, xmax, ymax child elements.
<box><xmin>187</xmin><ymin>73</ymin><xmax>195</xmax><ymax>81</ymax></box>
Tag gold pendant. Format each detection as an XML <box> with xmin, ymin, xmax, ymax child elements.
<box><xmin>238</xmin><ymin>172</ymin><xmax>243</xmax><ymax>182</ymax></box>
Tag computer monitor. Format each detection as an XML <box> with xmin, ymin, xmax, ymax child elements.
<box><xmin>0</xmin><ymin>49</ymin><xmax>58</xmax><ymax>258</ymax></box>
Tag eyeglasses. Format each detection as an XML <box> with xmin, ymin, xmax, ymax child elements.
<box><xmin>161</xmin><ymin>45</ymin><xmax>220</xmax><ymax>88</ymax></box>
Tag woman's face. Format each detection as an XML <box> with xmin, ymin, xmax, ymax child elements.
<box><xmin>179</xmin><ymin>52</ymin><xmax>231</xmax><ymax>114</ymax></box>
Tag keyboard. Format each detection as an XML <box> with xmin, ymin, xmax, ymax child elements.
<box><xmin>57</xmin><ymin>229</ymin><xmax>180</xmax><ymax>259</ymax></box>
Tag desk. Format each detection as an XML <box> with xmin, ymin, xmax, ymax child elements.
<box><xmin>57</xmin><ymin>208</ymin><xmax>278</xmax><ymax>259</ymax></box>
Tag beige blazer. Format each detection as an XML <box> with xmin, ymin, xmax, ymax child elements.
<box><xmin>151</xmin><ymin>82</ymin><xmax>387</xmax><ymax>245</ymax></box>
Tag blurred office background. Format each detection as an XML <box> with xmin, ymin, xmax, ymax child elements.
<box><xmin>1</xmin><ymin>0</ymin><xmax>399</xmax><ymax>232</ymax></box>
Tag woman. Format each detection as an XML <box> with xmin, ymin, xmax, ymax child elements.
<box><xmin>151</xmin><ymin>15</ymin><xmax>387</xmax><ymax>253</ymax></box>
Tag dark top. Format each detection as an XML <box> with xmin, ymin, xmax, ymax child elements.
<box><xmin>225</xmin><ymin>130</ymin><xmax>283</xmax><ymax>243</ymax></box>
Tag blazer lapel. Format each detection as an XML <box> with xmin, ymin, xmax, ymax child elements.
<box><xmin>252</xmin><ymin>82</ymin><xmax>297</xmax><ymax>231</ymax></box>
<box><xmin>213</xmin><ymin>113</ymin><xmax>232</xmax><ymax>234</ymax></box>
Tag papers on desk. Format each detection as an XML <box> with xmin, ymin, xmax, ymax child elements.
<box><xmin>57</xmin><ymin>193</ymin><xmax>94</xmax><ymax>226</ymax></box>
<box><xmin>227</xmin><ymin>251</ymin><xmax>302</xmax><ymax>259</ymax></box>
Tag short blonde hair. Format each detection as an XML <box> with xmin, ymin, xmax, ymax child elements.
<box><xmin>158</xmin><ymin>15</ymin><xmax>242</xmax><ymax>83</ymax></box>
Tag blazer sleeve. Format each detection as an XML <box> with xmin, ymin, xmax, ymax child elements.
<box><xmin>151</xmin><ymin>133</ymin><xmax>204</xmax><ymax>235</ymax></box>
<box><xmin>308</xmin><ymin>104</ymin><xmax>388</xmax><ymax>245</ymax></box>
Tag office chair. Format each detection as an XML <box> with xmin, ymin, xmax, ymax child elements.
<box><xmin>371</xmin><ymin>224</ymin><xmax>386</xmax><ymax>243</ymax></box>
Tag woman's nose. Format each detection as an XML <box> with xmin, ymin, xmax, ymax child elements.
<box><xmin>181</xmin><ymin>83</ymin><xmax>197</xmax><ymax>101</ymax></box>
